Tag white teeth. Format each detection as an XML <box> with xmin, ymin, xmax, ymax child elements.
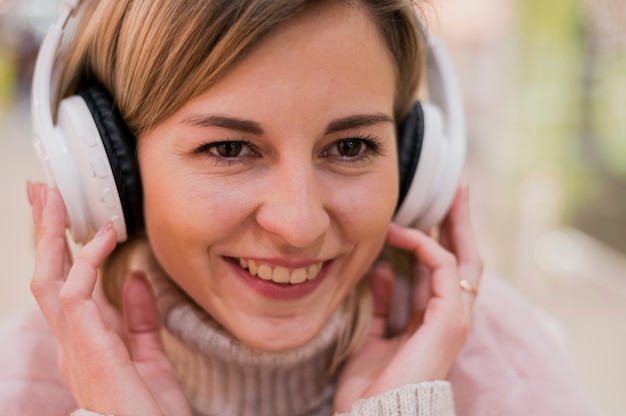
<box><xmin>306</xmin><ymin>263</ymin><xmax>320</xmax><ymax>280</ymax></box>
<box><xmin>257</xmin><ymin>264</ymin><xmax>272</xmax><ymax>281</ymax></box>
<box><xmin>238</xmin><ymin>258</ymin><xmax>323</xmax><ymax>285</ymax></box>
<box><xmin>273</xmin><ymin>266</ymin><xmax>291</xmax><ymax>284</ymax></box>
<box><xmin>248</xmin><ymin>259</ymin><xmax>258</xmax><ymax>276</ymax></box>
<box><xmin>290</xmin><ymin>268</ymin><xmax>307</xmax><ymax>284</ymax></box>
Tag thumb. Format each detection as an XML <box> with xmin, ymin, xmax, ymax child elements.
<box><xmin>122</xmin><ymin>271</ymin><xmax>165</xmax><ymax>363</ymax></box>
<box><xmin>367</xmin><ymin>262</ymin><xmax>394</xmax><ymax>338</ymax></box>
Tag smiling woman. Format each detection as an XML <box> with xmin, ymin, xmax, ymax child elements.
<box><xmin>0</xmin><ymin>0</ymin><xmax>599</xmax><ymax>415</ymax></box>
<box><xmin>136</xmin><ymin>8</ymin><xmax>398</xmax><ymax>352</ymax></box>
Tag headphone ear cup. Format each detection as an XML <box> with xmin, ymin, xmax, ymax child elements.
<box><xmin>396</xmin><ymin>101</ymin><xmax>425</xmax><ymax>212</ymax></box>
<box><xmin>394</xmin><ymin>101</ymin><xmax>452</xmax><ymax>231</ymax></box>
<box><xmin>77</xmin><ymin>86</ymin><xmax>144</xmax><ymax>240</ymax></box>
<box><xmin>51</xmin><ymin>86</ymin><xmax>142</xmax><ymax>243</ymax></box>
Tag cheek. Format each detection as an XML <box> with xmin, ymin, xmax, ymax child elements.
<box><xmin>140</xmin><ymin>168</ymin><xmax>262</xmax><ymax>300</ymax></box>
<box><xmin>327</xmin><ymin>166</ymin><xmax>399</xmax><ymax>244</ymax></box>
<box><xmin>335</xmin><ymin>163</ymin><xmax>399</xmax><ymax>224</ymax></box>
<box><xmin>142</xmin><ymin>170</ymin><xmax>256</xmax><ymax>245</ymax></box>
<box><xmin>324</xmin><ymin>167</ymin><xmax>399</xmax><ymax>301</ymax></box>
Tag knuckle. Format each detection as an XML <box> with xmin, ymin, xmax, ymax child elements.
<box><xmin>441</xmin><ymin>251</ymin><xmax>457</xmax><ymax>268</ymax></box>
<box><xmin>30</xmin><ymin>278</ymin><xmax>45</xmax><ymax>298</ymax></box>
<box><xmin>73</xmin><ymin>252</ymin><xmax>94</xmax><ymax>267</ymax></box>
<box><xmin>58</xmin><ymin>285</ymin><xmax>78</xmax><ymax>310</ymax></box>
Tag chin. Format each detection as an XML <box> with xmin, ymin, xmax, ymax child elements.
<box><xmin>230</xmin><ymin>315</ymin><xmax>326</xmax><ymax>352</ymax></box>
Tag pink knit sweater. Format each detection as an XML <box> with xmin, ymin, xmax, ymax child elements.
<box><xmin>0</xmin><ymin>271</ymin><xmax>597</xmax><ymax>415</ymax></box>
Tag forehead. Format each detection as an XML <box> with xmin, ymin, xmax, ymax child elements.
<box><xmin>171</xmin><ymin>1</ymin><xmax>397</xmax><ymax>127</ymax></box>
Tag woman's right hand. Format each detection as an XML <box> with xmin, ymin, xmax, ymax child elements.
<box><xmin>27</xmin><ymin>182</ymin><xmax>191</xmax><ymax>416</ymax></box>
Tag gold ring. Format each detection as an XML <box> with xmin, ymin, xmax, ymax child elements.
<box><xmin>459</xmin><ymin>279</ymin><xmax>478</xmax><ymax>296</ymax></box>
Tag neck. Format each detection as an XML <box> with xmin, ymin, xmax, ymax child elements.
<box><xmin>143</xmin><ymin>256</ymin><xmax>341</xmax><ymax>416</ymax></box>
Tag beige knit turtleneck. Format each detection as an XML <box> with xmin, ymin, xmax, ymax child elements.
<box><xmin>149</xmin><ymin>264</ymin><xmax>341</xmax><ymax>416</ymax></box>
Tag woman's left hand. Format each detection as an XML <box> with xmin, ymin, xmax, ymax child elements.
<box><xmin>334</xmin><ymin>186</ymin><xmax>483</xmax><ymax>412</ymax></box>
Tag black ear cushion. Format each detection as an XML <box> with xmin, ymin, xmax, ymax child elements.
<box><xmin>78</xmin><ymin>86</ymin><xmax>144</xmax><ymax>237</ymax></box>
<box><xmin>396</xmin><ymin>101</ymin><xmax>425</xmax><ymax>212</ymax></box>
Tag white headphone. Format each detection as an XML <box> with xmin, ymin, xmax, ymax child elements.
<box><xmin>394</xmin><ymin>31</ymin><xmax>467</xmax><ymax>231</ymax></box>
<box><xmin>32</xmin><ymin>0</ymin><xmax>466</xmax><ymax>244</ymax></box>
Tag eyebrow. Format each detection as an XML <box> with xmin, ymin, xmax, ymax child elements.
<box><xmin>183</xmin><ymin>115</ymin><xmax>264</xmax><ymax>135</ymax></box>
<box><xmin>182</xmin><ymin>112</ymin><xmax>394</xmax><ymax>136</ymax></box>
<box><xmin>324</xmin><ymin>113</ymin><xmax>394</xmax><ymax>135</ymax></box>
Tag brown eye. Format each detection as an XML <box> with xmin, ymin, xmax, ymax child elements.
<box><xmin>336</xmin><ymin>140</ymin><xmax>363</xmax><ymax>157</ymax></box>
<box><xmin>212</xmin><ymin>142</ymin><xmax>243</xmax><ymax>158</ymax></box>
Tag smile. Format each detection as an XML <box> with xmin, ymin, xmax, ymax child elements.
<box><xmin>237</xmin><ymin>258</ymin><xmax>324</xmax><ymax>285</ymax></box>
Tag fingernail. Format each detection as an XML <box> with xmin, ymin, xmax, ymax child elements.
<box><xmin>26</xmin><ymin>181</ymin><xmax>34</xmax><ymax>206</ymax></box>
<box><xmin>95</xmin><ymin>221</ymin><xmax>113</xmax><ymax>239</ymax></box>
<box><xmin>41</xmin><ymin>186</ymin><xmax>48</xmax><ymax>209</ymax></box>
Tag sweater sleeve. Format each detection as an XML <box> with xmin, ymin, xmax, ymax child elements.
<box><xmin>335</xmin><ymin>381</ymin><xmax>455</xmax><ymax>416</ymax></box>
<box><xmin>70</xmin><ymin>410</ymin><xmax>112</xmax><ymax>416</ymax></box>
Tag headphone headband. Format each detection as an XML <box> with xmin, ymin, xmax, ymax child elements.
<box><xmin>32</xmin><ymin>0</ymin><xmax>80</xmax><ymax>149</ymax></box>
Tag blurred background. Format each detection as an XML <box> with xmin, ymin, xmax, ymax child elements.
<box><xmin>0</xmin><ymin>0</ymin><xmax>624</xmax><ymax>414</ymax></box>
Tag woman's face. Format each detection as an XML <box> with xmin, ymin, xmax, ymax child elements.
<box><xmin>138</xmin><ymin>2</ymin><xmax>399</xmax><ymax>351</ymax></box>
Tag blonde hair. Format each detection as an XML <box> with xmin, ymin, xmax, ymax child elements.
<box><xmin>59</xmin><ymin>0</ymin><xmax>425</xmax><ymax>366</ymax></box>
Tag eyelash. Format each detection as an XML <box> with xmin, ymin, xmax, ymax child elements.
<box><xmin>193</xmin><ymin>139</ymin><xmax>258</xmax><ymax>166</ymax></box>
<box><xmin>323</xmin><ymin>133</ymin><xmax>385</xmax><ymax>166</ymax></box>
<box><xmin>192</xmin><ymin>133</ymin><xmax>385</xmax><ymax>167</ymax></box>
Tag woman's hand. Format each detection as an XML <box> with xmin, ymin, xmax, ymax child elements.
<box><xmin>27</xmin><ymin>182</ymin><xmax>191</xmax><ymax>416</ymax></box>
<box><xmin>334</xmin><ymin>186</ymin><xmax>483</xmax><ymax>412</ymax></box>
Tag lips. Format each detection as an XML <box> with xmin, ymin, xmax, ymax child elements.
<box><xmin>238</xmin><ymin>258</ymin><xmax>324</xmax><ymax>284</ymax></box>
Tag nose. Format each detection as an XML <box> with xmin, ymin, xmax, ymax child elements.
<box><xmin>255</xmin><ymin>161</ymin><xmax>330</xmax><ymax>248</ymax></box>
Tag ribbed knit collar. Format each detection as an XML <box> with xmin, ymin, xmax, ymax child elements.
<box><xmin>144</xmin><ymin>258</ymin><xmax>341</xmax><ymax>416</ymax></box>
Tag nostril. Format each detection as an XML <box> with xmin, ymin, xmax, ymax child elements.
<box><xmin>255</xmin><ymin>206</ymin><xmax>330</xmax><ymax>248</ymax></box>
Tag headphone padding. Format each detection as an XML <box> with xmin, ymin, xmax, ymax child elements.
<box><xmin>78</xmin><ymin>86</ymin><xmax>144</xmax><ymax>237</ymax></box>
<box><xmin>396</xmin><ymin>101</ymin><xmax>425</xmax><ymax>212</ymax></box>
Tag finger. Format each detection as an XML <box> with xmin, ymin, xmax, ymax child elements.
<box><xmin>386</xmin><ymin>223</ymin><xmax>466</xmax><ymax>345</ymax></box>
<box><xmin>367</xmin><ymin>262</ymin><xmax>394</xmax><ymax>338</ymax></box>
<box><xmin>27</xmin><ymin>181</ymin><xmax>41</xmax><ymax>247</ymax></box>
<box><xmin>28</xmin><ymin>182</ymin><xmax>46</xmax><ymax>244</ymax></box>
<box><xmin>440</xmin><ymin>186</ymin><xmax>483</xmax><ymax>313</ymax></box>
<box><xmin>31</xmin><ymin>188</ymin><xmax>74</xmax><ymax>329</ymax></box>
<box><xmin>440</xmin><ymin>186</ymin><xmax>483</xmax><ymax>283</ymax></box>
<box><xmin>407</xmin><ymin>262</ymin><xmax>431</xmax><ymax>332</ymax></box>
<box><xmin>439</xmin><ymin>186</ymin><xmax>467</xmax><ymax>255</ymax></box>
<box><xmin>386</xmin><ymin>224</ymin><xmax>461</xmax><ymax>305</ymax></box>
<box><xmin>386</xmin><ymin>272</ymin><xmax>412</xmax><ymax>336</ymax></box>
<box><xmin>26</xmin><ymin>180</ymin><xmax>36</xmax><ymax>207</ymax></box>
<box><xmin>59</xmin><ymin>221</ymin><xmax>117</xmax><ymax>340</ymax></box>
<box><xmin>122</xmin><ymin>272</ymin><xmax>167</xmax><ymax>363</ymax></box>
